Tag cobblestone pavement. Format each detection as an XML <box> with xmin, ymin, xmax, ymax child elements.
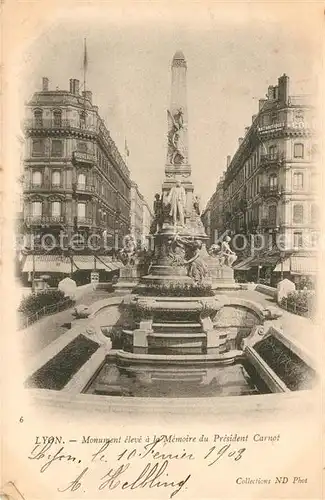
<box><xmin>21</xmin><ymin>289</ymin><xmax>114</xmax><ymax>356</ymax></box>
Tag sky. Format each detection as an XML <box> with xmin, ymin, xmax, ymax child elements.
<box><xmin>17</xmin><ymin>5</ymin><xmax>319</xmax><ymax>210</ymax></box>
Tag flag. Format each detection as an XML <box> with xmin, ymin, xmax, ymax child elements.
<box><xmin>125</xmin><ymin>139</ymin><xmax>130</xmax><ymax>157</ymax></box>
<box><xmin>83</xmin><ymin>38</ymin><xmax>88</xmax><ymax>73</ymax></box>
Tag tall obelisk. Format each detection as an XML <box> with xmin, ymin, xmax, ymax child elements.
<box><xmin>162</xmin><ymin>51</ymin><xmax>194</xmax><ymax>219</ymax></box>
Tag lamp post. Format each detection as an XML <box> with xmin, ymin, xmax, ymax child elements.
<box><xmin>257</xmin><ymin>262</ymin><xmax>261</xmax><ymax>284</ymax></box>
<box><xmin>280</xmin><ymin>251</ymin><xmax>286</xmax><ymax>281</ymax></box>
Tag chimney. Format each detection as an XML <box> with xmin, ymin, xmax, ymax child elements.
<box><xmin>278</xmin><ymin>74</ymin><xmax>290</xmax><ymax>104</ymax></box>
<box><xmin>267</xmin><ymin>85</ymin><xmax>275</xmax><ymax>99</ymax></box>
<box><xmin>238</xmin><ymin>137</ymin><xmax>243</xmax><ymax>146</ymax></box>
<box><xmin>42</xmin><ymin>77</ymin><xmax>49</xmax><ymax>91</ymax></box>
<box><xmin>226</xmin><ymin>155</ymin><xmax>231</xmax><ymax>168</ymax></box>
<box><xmin>69</xmin><ymin>79</ymin><xmax>80</xmax><ymax>95</ymax></box>
<box><xmin>252</xmin><ymin>114</ymin><xmax>257</xmax><ymax>123</ymax></box>
<box><xmin>74</xmin><ymin>79</ymin><xmax>80</xmax><ymax>95</ymax></box>
<box><xmin>82</xmin><ymin>90</ymin><xmax>92</xmax><ymax>103</ymax></box>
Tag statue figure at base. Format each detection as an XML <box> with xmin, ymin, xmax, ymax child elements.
<box><xmin>150</xmin><ymin>193</ymin><xmax>164</xmax><ymax>233</ymax></box>
<box><xmin>174</xmin><ymin>234</ymin><xmax>209</xmax><ymax>283</ymax></box>
<box><xmin>119</xmin><ymin>234</ymin><xmax>137</xmax><ymax>266</ymax></box>
<box><xmin>208</xmin><ymin>236</ymin><xmax>237</xmax><ymax>267</ymax></box>
<box><xmin>220</xmin><ymin>235</ymin><xmax>237</xmax><ymax>267</ymax></box>
<box><xmin>165</xmin><ymin>181</ymin><xmax>186</xmax><ymax>227</ymax></box>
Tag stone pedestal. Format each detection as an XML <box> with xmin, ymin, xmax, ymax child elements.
<box><xmin>133</xmin><ymin>329</ymin><xmax>149</xmax><ymax>354</ymax></box>
<box><xmin>200</xmin><ymin>246</ymin><xmax>236</xmax><ymax>289</ymax></box>
<box><xmin>114</xmin><ymin>265</ymin><xmax>142</xmax><ymax>293</ymax></box>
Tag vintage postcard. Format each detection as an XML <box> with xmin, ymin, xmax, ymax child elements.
<box><xmin>1</xmin><ymin>1</ymin><xmax>324</xmax><ymax>499</ymax></box>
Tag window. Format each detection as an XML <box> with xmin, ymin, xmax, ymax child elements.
<box><xmin>31</xmin><ymin>201</ymin><xmax>42</xmax><ymax>216</ymax></box>
<box><xmin>32</xmin><ymin>139</ymin><xmax>45</xmax><ymax>156</ymax></box>
<box><xmin>51</xmin><ymin>201</ymin><xmax>61</xmax><ymax>217</ymax></box>
<box><xmin>77</xmin><ymin>203</ymin><xmax>86</xmax><ymax>218</ymax></box>
<box><xmin>293</xmin><ymin>231</ymin><xmax>303</xmax><ymax>248</ymax></box>
<box><xmin>78</xmin><ymin>173</ymin><xmax>86</xmax><ymax>187</ymax></box>
<box><xmin>53</xmin><ymin>109</ymin><xmax>62</xmax><ymax>127</ymax></box>
<box><xmin>269</xmin><ymin>145</ymin><xmax>277</xmax><ymax>159</ymax></box>
<box><xmin>269</xmin><ymin>174</ymin><xmax>277</xmax><ymax>188</ymax></box>
<box><xmin>79</xmin><ymin>111</ymin><xmax>86</xmax><ymax>128</ymax></box>
<box><xmin>77</xmin><ymin>141</ymin><xmax>87</xmax><ymax>153</ymax></box>
<box><xmin>293</xmin><ymin>172</ymin><xmax>304</xmax><ymax>190</ymax></box>
<box><xmin>52</xmin><ymin>171</ymin><xmax>61</xmax><ymax>186</ymax></box>
<box><xmin>51</xmin><ymin>139</ymin><xmax>63</xmax><ymax>157</ymax></box>
<box><xmin>271</xmin><ymin>112</ymin><xmax>277</xmax><ymax>124</ymax></box>
<box><xmin>34</xmin><ymin>110</ymin><xmax>43</xmax><ymax>127</ymax></box>
<box><xmin>293</xmin><ymin>204</ymin><xmax>304</xmax><ymax>224</ymax></box>
<box><xmin>32</xmin><ymin>171</ymin><xmax>42</xmax><ymax>186</ymax></box>
<box><xmin>311</xmin><ymin>204</ymin><xmax>318</xmax><ymax>224</ymax></box>
<box><xmin>294</xmin><ymin>143</ymin><xmax>304</xmax><ymax>158</ymax></box>
<box><xmin>268</xmin><ymin>204</ymin><xmax>277</xmax><ymax>224</ymax></box>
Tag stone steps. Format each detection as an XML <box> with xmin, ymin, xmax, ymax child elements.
<box><xmin>148</xmin><ymin>332</ymin><xmax>206</xmax><ymax>339</ymax></box>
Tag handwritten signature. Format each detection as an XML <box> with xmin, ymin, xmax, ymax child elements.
<box><xmin>28</xmin><ymin>435</ymin><xmax>246</xmax><ymax>498</ymax></box>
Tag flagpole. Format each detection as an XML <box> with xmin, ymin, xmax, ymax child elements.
<box><xmin>83</xmin><ymin>37</ymin><xmax>87</xmax><ymax>117</ymax></box>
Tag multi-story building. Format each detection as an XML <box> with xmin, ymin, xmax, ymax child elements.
<box><xmin>130</xmin><ymin>181</ymin><xmax>153</xmax><ymax>248</ymax></box>
<box><xmin>142</xmin><ymin>199</ymin><xmax>153</xmax><ymax>249</ymax></box>
<box><xmin>223</xmin><ymin>74</ymin><xmax>319</xmax><ymax>285</ymax></box>
<box><xmin>21</xmin><ymin>77</ymin><xmax>131</xmax><ymax>283</ymax></box>
<box><xmin>201</xmin><ymin>170</ymin><xmax>226</xmax><ymax>246</ymax></box>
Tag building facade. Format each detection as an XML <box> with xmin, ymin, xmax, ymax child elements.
<box><xmin>222</xmin><ymin>75</ymin><xmax>319</xmax><ymax>284</ymax></box>
<box><xmin>23</xmin><ymin>77</ymin><xmax>131</xmax><ymax>252</ymax></box>
<box><xmin>130</xmin><ymin>181</ymin><xmax>153</xmax><ymax>248</ymax></box>
<box><xmin>201</xmin><ymin>172</ymin><xmax>226</xmax><ymax>246</ymax></box>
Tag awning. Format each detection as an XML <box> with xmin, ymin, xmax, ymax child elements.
<box><xmin>96</xmin><ymin>256</ymin><xmax>123</xmax><ymax>271</ymax></box>
<box><xmin>22</xmin><ymin>255</ymin><xmax>73</xmax><ymax>274</ymax></box>
<box><xmin>273</xmin><ymin>258</ymin><xmax>291</xmax><ymax>272</ymax></box>
<box><xmin>290</xmin><ymin>255</ymin><xmax>317</xmax><ymax>275</ymax></box>
<box><xmin>72</xmin><ymin>255</ymin><xmax>96</xmax><ymax>270</ymax></box>
<box><xmin>249</xmin><ymin>254</ymin><xmax>280</xmax><ymax>267</ymax></box>
<box><xmin>233</xmin><ymin>255</ymin><xmax>256</xmax><ymax>271</ymax></box>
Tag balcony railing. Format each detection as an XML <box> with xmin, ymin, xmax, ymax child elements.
<box><xmin>24</xmin><ymin>119</ymin><xmax>97</xmax><ymax>132</ymax></box>
<box><xmin>76</xmin><ymin>217</ymin><xmax>93</xmax><ymax>226</ymax></box>
<box><xmin>260</xmin><ymin>185</ymin><xmax>282</xmax><ymax>197</ymax></box>
<box><xmin>261</xmin><ymin>218</ymin><xmax>278</xmax><ymax>228</ymax></box>
<box><xmin>260</xmin><ymin>152</ymin><xmax>285</xmax><ymax>167</ymax></box>
<box><xmin>25</xmin><ymin>215</ymin><xmax>65</xmax><ymax>225</ymax></box>
<box><xmin>25</xmin><ymin>183</ymin><xmax>64</xmax><ymax>191</ymax></box>
<box><xmin>74</xmin><ymin>183</ymin><xmax>95</xmax><ymax>194</ymax></box>
<box><xmin>72</xmin><ymin>151</ymin><xmax>96</xmax><ymax>165</ymax></box>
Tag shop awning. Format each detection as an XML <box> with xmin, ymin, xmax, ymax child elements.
<box><xmin>22</xmin><ymin>255</ymin><xmax>73</xmax><ymax>274</ymax></box>
<box><xmin>249</xmin><ymin>254</ymin><xmax>280</xmax><ymax>267</ymax></box>
<box><xmin>233</xmin><ymin>255</ymin><xmax>256</xmax><ymax>270</ymax></box>
<box><xmin>273</xmin><ymin>258</ymin><xmax>291</xmax><ymax>273</ymax></box>
<box><xmin>72</xmin><ymin>255</ymin><xmax>96</xmax><ymax>270</ymax></box>
<box><xmin>96</xmin><ymin>256</ymin><xmax>124</xmax><ymax>271</ymax></box>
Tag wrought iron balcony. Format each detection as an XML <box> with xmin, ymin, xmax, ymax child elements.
<box><xmin>72</xmin><ymin>151</ymin><xmax>96</xmax><ymax>166</ymax></box>
<box><xmin>73</xmin><ymin>183</ymin><xmax>95</xmax><ymax>195</ymax></box>
<box><xmin>76</xmin><ymin>217</ymin><xmax>93</xmax><ymax>226</ymax></box>
<box><xmin>261</xmin><ymin>218</ymin><xmax>278</xmax><ymax>229</ymax></box>
<box><xmin>24</xmin><ymin>119</ymin><xmax>96</xmax><ymax>133</ymax></box>
<box><xmin>259</xmin><ymin>152</ymin><xmax>285</xmax><ymax>168</ymax></box>
<box><xmin>25</xmin><ymin>182</ymin><xmax>64</xmax><ymax>192</ymax></box>
<box><xmin>260</xmin><ymin>185</ymin><xmax>282</xmax><ymax>198</ymax></box>
<box><xmin>25</xmin><ymin>215</ymin><xmax>65</xmax><ymax>226</ymax></box>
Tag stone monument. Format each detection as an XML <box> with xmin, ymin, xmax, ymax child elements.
<box><xmin>143</xmin><ymin>51</ymin><xmax>208</xmax><ymax>286</ymax></box>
